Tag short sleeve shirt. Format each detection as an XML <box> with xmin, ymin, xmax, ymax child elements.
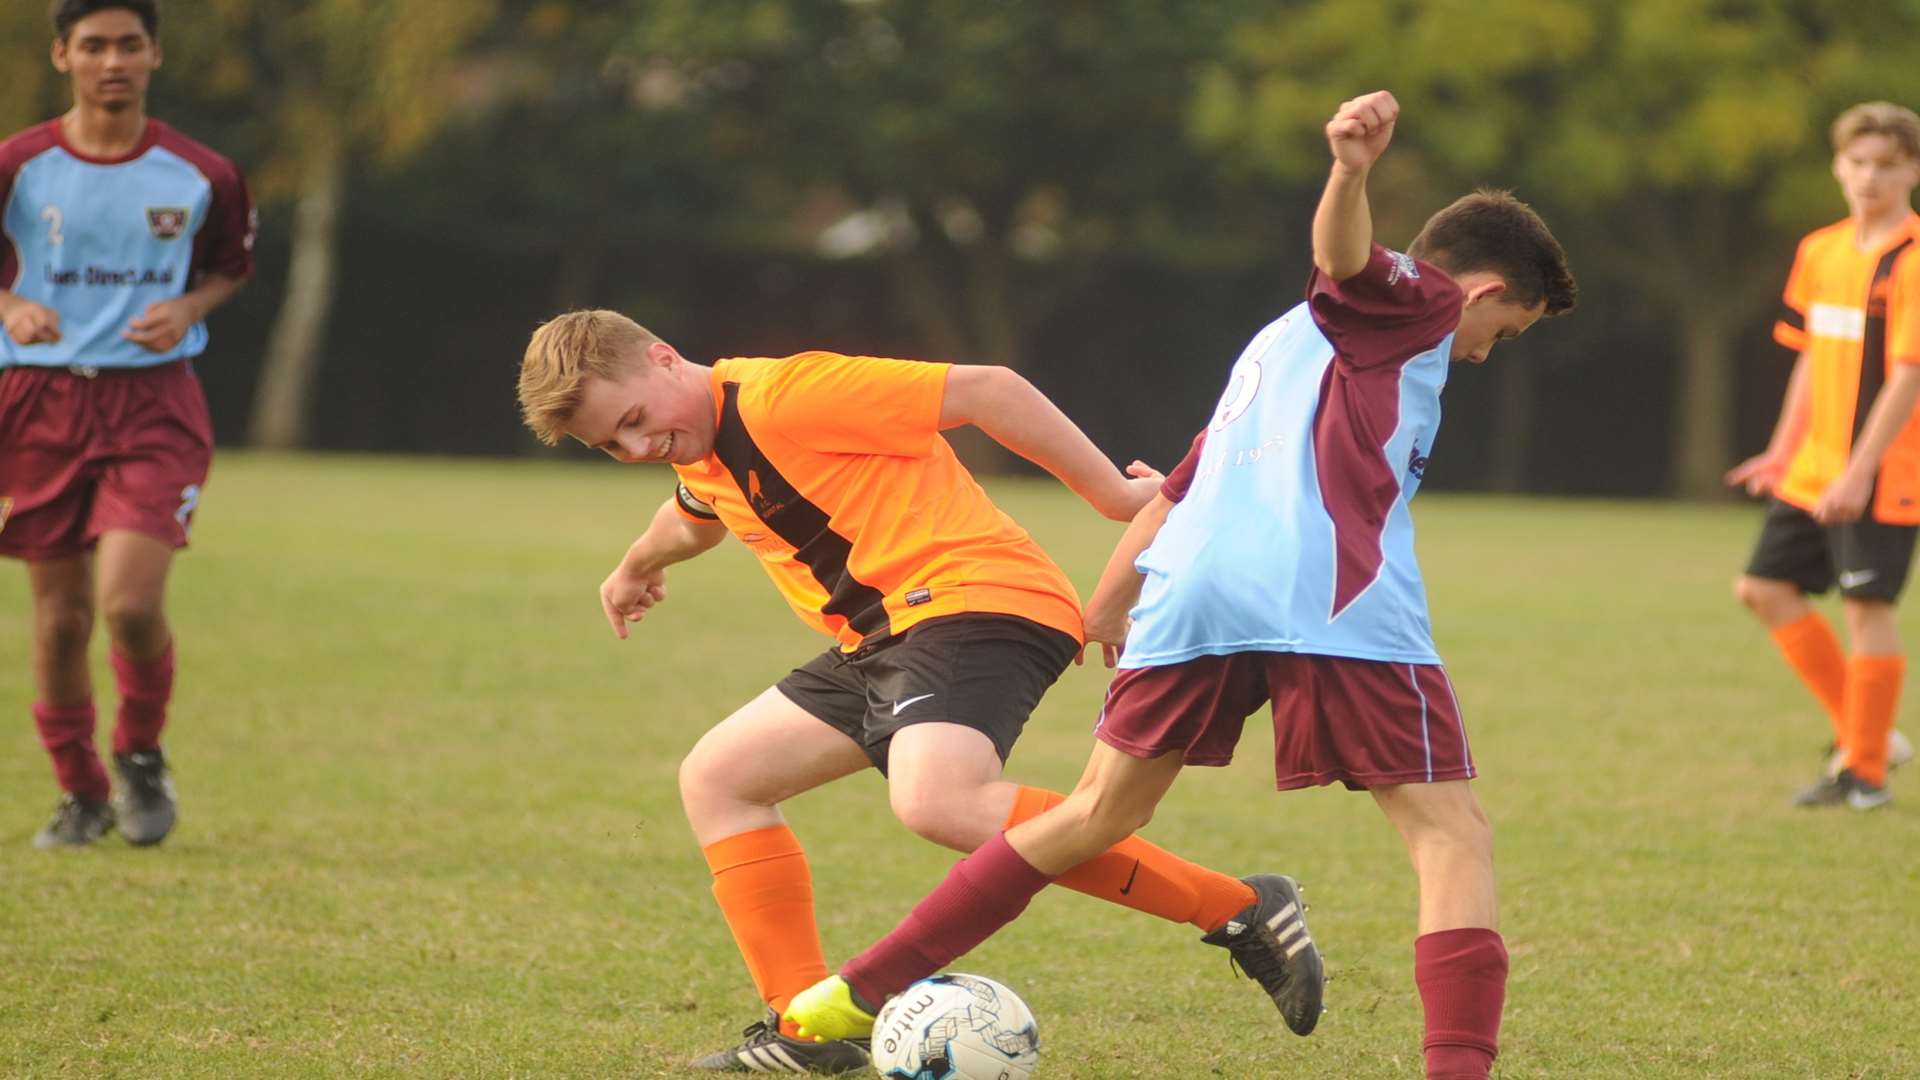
<box><xmin>0</xmin><ymin>119</ymin><xmax>255</xmax><ymax>369</ymax></box>
<box><xmin>670</xmin><ymin>352</ymin><xmax>1083</xmax><ymax>651</ymax></box>
<box><xmin>1126</xmin><ymin>245</ymin><xmax>1463</xmax><ymax>667</ymax></box>
<box><xmin>1773</xmin><ymin>214</ymin><xmax>1920</xmax><ymax>522</ymax></box>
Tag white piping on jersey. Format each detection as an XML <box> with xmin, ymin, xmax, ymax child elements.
<box><xmin>1408</xmin><ymin>664</ymin><xmax>1433</xmax><ymax>783</ymax></box>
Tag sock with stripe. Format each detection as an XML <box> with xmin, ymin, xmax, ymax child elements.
<box><xmin>1415</xmin><ymin>927</ymin><xmax>1507</xmax><ymax>1080</ymax></box>
<box><xmin>703</xmin><ymin>825</ymin><xmax>830</xmax><ymax>1035</ymax></box>
<box><xmin>111</xmin><ymin>644</ymin><xmax>174</xmax><ymax>755</ymax></box>
<box><xmin>1005</xmin><ymin>786</ymin><xmax>1255</xmax><ymax>932</ymax></box>
<box><xmin>841</xmin><ymin>833</ymin><xmax>1052</xmax><ymax>1006</ymax></box>
<box><xmin>33</xmin><ymin>700</ymin><xmax>110</xmax><ymax>800</ymax></box>
<box><xmin>1769</xmin><ymin>612</ymin><xmax>1847</xmax><ymax>746</ymax></box>
<box><xmin>1844</xmin><ymin>654</ymin><xmax>1904</xmax><ymax>786</ymax></box>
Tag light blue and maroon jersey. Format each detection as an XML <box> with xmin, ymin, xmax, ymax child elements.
<box><xmin>1123</xmin><ymin>244</ymin><xmax>1464</xmax><ymax>667</ymax></box>
<box><xmin>0</xmin><ymin>118</ymin><xmax>254</xmax><ymax>369</ymax></box>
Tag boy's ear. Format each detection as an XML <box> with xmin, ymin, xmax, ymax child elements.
<box><xmin>647</xmin><ymin>341</ymin><xmax>681</xmax><ymax>369</ymax></box>
<box><xmin>1462</xmin><ymin>279</ymin><xmax>1508</xmax><ymax>307</ymax></box>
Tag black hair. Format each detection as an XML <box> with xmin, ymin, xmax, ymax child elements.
<box><xmin>51</xmin><ymin>0</ymin><xmax>158</xmax><ymax>40</ymax></box>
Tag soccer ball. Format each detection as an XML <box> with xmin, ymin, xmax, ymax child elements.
<box><xmin>869</xmin><ymin>973</ymin><xmax>1040</xmax><ymax>1080</ymax></box>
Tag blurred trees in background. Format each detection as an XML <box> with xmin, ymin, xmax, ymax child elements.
<box><xmin>12</xmin><ymin>0</ymin><xmax>1920</xmax><ymax>495</ymax></box>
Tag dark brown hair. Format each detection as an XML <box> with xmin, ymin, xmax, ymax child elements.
<box><xmin>1409</xmin><ymin>189</ymin><xmax>1576</xmax><ymax>316</ymax></box>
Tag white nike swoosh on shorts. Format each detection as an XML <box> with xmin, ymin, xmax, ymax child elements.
<box><xmin>892</xmin><ymin>693</ymin><xmax>936</xmax><ymax>716</ymax></box>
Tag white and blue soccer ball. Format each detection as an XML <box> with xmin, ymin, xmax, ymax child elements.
<box><xmin>869</xmin><ymin>973</ymin><xmax>1040</xmax><ymax>1080</ymax></box>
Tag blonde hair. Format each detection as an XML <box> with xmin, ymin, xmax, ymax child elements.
<box><xmin>1831</xmin><ymin>101</ymin><xmax>1920</xmax><ymax>161</ymax></box>
<box><xmin>517</xmin><ymin>310</ymin><xmax>661</xmax><ymax>445</ymax></box>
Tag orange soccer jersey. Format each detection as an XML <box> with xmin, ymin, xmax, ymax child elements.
<box><xmin>1774</xmin><ymin>213</ymin><xmax>1920</xmax><ymax>522</ymax></box>
<box><xmin>668</xmin><ymin>352</ymin><xmax>1083</xmax><ymax>652</ymax></box>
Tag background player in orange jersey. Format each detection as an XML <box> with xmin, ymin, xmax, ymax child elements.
<box><xmin>516</xmin><ymin>311</ymin><xmax>1318</xmax><ymax>1074</ymax></box>
<box><xmin>1729</xmin><ymin>101</ymin><xmax>1920</xmax><ymax>811</ymax></box>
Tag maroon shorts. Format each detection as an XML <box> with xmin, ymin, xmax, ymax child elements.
<box><xmin>0</xmin><ymin>360</ymin><xmax>213</xmax><ymax>561</ymax></box>
<box><xmin>1094</xmin><ymin>652</ymin><xmax>1475</xmax><ymax>790</ymax></box>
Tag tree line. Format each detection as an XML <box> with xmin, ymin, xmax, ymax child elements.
<box><xmin>5</xmin><ymin>0</ymin><xmax>1918</xmax><ymax>495</ymax></box>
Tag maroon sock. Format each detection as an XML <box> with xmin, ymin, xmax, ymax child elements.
<box><xmin>111</xmin><ymin>645</ymin><xmax>174</xmax><ymax>755</ymax></box>
<box><xmin>841</xmin><ymin>833</ymin><xmax>1054</xmax><ymax>1005</ymax></box>
<box><xmin>33</xmin><ymin>700</ymin><xmax>109</xmax><ymax>800</ymax></box>
<box><xmin>1415</xmin><ymin>928</ymin><xmax>1508</xmax><ymax>1080</ymax></box>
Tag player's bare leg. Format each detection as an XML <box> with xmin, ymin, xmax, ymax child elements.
<box><xmin>680</xmin><ymin>687</ymin><xmax>873</xmax><ymax>1073</ymax></box>
<box><xmin>95</xmin><ymin>530</ymin><xmax>181</xmax><ymax>845</ymax></box>
<box><xmin>96</xmin><ymin>530</ymin><xmax>175</xmax><ymax>657</ymax></box>
<box><xmin>882</xmin><ymin>722</ymin><xmax>1027</xmax><ymax>851</ymax></box>
<box><xmin>27</xmin><ymin>553</ymin><xmax>113</xmax><ymax>848</ymax></box>
<box><xmin>1373</xmin><ymin>780</ymin><xmax>1496</xmax><ymax>933</ymax></box>
<box><xmin>996</xmin><ymin>740</ymin><xmax>1184</xmax><ymax>873</ymax></box>
<box><xmin>28</xmin><ymin>553</ymin><xmax>94</xmax><ymax>705</ymax></box>
<box><xmin>680</xmin><ymin>687</ymin><xmax>872</xmax><ymax>845</ymax></box>
<box><xmin>1733</xmin><ymin>573</ymin><xmax>1813</xmax><ymax>630</ymax></box>
<box><xmin>1374</xmin><ymin>780</ymin><xmax>1504</xmax><ymax>1080</ymax></box>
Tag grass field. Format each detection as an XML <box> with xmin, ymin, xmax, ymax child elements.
<box><xmin>3</xmin><ymin>452</ymin><xmax>1917</xmax><ymax>1078</ymax></box>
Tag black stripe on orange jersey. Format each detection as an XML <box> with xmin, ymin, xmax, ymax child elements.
<box><xmin>1780</xmin><ymin>302</ymin><xmax>1805</xmax><ymax>333</ymax></box>
<box><xmin>675</xmin><ymin>481</ymin><xmax>720</xmax><ymax>520</ymax></box>
<box><xmin>711</xmin><ymin>381</ymin><xmax>892</xmax><ymax>643</ymax></box>
<box><xmin>1855</xmin><ymin>238</ymin><xmax>1915</xmax><ymax>441</ymax></box>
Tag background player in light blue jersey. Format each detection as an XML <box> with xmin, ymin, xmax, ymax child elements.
<box><xmin>0</xmin><ymin>0</ymin><xmax>254</xmax><ymax>849</ymax></box>
<box><xmin>784</xmin><ymin>91</ymin><xmax>1577</xmax><ymax>1080</ymax></box>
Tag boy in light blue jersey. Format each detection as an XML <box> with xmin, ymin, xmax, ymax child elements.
<box><xmin>784</xmin><ymin>91</ymin><xmax>1576</xmax><ymax>1080</ymax></box>
<box><xmin>0</xmin><ymin>0</ymin><xmax>254</xmax><ymax>850</ymax></box>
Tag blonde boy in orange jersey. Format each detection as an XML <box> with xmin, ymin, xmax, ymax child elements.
<box><xmin>1729</xmin><ymin>101</ymin><xmax>1920</xmax><ymax>811</ymax></box>
<box><xmin>517</xmin><ymin>314</ymin><xmax>1321</xmax><ymax>1073</ymax></box>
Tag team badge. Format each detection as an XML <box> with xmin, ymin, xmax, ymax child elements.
<box><xmin>147</xmin><ymin>206</ymin><xmax>189</xmax><ymax>240</ymax></box>
<box><xmin>1386</xmin><ymin>249</ymin><xmax>1420</xmax><ymax>285</ymax></box>
<box><xmin>0</xmin><ymin>496</ymin><xmax>12</xmax><ymax>536</ymax></box>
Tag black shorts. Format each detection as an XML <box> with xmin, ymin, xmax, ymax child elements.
<box><xmin>1744</xmin><ymin>497</ymin><xmax>1920</xmax><ymax>602</ymax></box>
<box><xmin>775</xmin><ymin>613</ymin><xmax>1080</xmax><ymax>775</ymax></box>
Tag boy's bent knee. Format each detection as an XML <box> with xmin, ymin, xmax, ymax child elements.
<box><xmin>890</xmin><ymin>784</ymin><xmax>998</xmax><ymax>851</ymax></box>
<box><xmin>1733</xmin><ymin>575</ymin><xmax>1802</xmax><ymax>621</ymax></box>
<box><xmin>678</xmin><ymin>741</ymin><xmax>745</xmax><ymax>810</ymax></box>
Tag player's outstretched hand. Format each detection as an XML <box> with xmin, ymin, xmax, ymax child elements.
<box><xmin>1107</xmin><ymin>459</ymin><xmax>1165</xmax><ymax>521</ymax></box>
<box><xmin>1327</xmin><ymin>90</ymin><xmax>1399</xmax><ymax>172</ymax></box>
<box><xmin>123</xmin><ymin>298</ymin><xmax>199</xmax><ymax>353</ymax></box>
<box><xmin>1724</xmin><ymin>452</ymin><xmax>1786</xmax><ymax>497</ymax></box>
<box><xmin>3</xmin><ymin>299</ymin><xmax>61</xmax><ymax>345</ymax></box>
<box><xmin>600</xmin><ymin>563</ymin><xmax>669</xmax><ymax>639</ymax></box>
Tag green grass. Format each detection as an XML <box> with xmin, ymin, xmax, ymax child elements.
<box><xmin>2</xmin><ymin>453</ymin><xmax>1917</xmax><ymax>1078</ymax></box>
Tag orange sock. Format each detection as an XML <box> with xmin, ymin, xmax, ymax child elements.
<box><xmin>1005</xmin><ymin>786</ymin><xmax>1255</xmax><ymax>933</ymax></box>
<box><xmin>703</xmin><ymin>825</ymin><xmax>829</xmax><ymax>1032</ymax></box>
<box><xmin>1770</xmin><ymin>613</ymin><xmax>1847</xmax><ymax>745</ymax></box>
<box><xmin>1845</xmin><ymin>655</ymin><xmax>1904</xmax><ymax>786</ymax></box>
